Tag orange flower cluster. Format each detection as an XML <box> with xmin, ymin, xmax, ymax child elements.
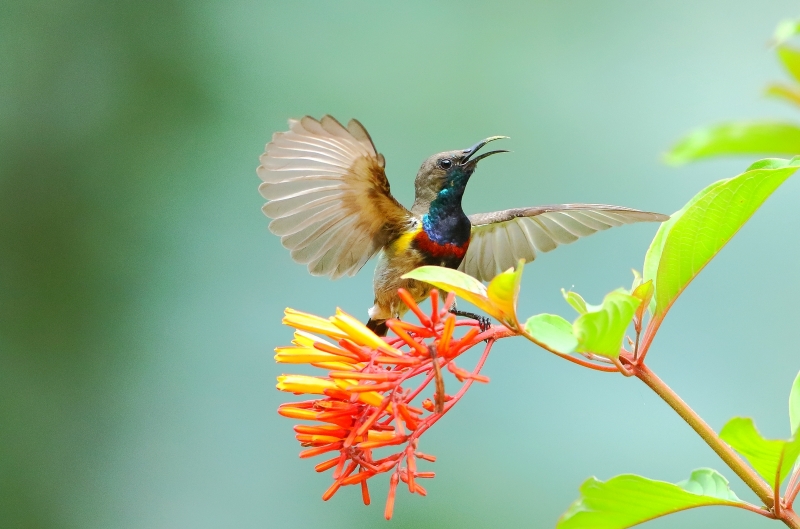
<box><xmin>275</xmin><ymin>289</ymin><xmax>501</xmax><ymax>519</ymax></box>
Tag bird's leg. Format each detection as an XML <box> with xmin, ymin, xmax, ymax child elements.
<box><xmin>449</xmin><ymin>307</ymin><xmax>491</xmax><ymax>333</ymax></box>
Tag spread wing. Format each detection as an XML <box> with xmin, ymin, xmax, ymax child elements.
<box><xmin>258</xmin><ymin>115</ymin><xmax>411</xmax><ymax>279</ymax></box>
<box><xmin>459</xmin><ymin>204</ymin><xmax>669</xmax><ymax>281</ymax></box>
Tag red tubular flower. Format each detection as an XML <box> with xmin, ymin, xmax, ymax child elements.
<box><xmin>275</xmin><ymin>289</ymin><xmax>502</xmax><ymax>519</ymax></box>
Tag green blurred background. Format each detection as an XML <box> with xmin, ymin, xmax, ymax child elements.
<box><xmin>3</xmin><ymin>1</ymin><xmax>800</xmax><ymax>527</ymax></box>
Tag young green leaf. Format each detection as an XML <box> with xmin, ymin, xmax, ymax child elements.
<box><xmin>774</xmin><ymin>18</ymin><xmax>800</xmax><ymax>46</ymax></box>
<box><xmin>790</xmin><ymin>370</ymin><xmax>800</xmax><ymax>436</ymax></box>
<box><xmin>403</xmin><ymin>262</ymin><xmax>526</xmax><ymax>328</ymax></box>
<box><xmin>573</xmin><ymin>290</ymin><xmax>639</xmax><ymax>359</ymax></box>
<box><xmin>778</xmin><ymin>46</ymin><xmax>800</xmax><ymax>83</ymax></box>
<box><xmin>630</xmin><ymin>269</ymin><xmax>643</xmax><ymax>291</ymax></box>
<box><xmin>630</xmin><ymin>279</ymin><xmax>653</xmax><ymax>326</ymax></box>
<box><xmin>557</xmin><ymin>469</ymin><xmax>744</xmax><ymax>529</ymax></box>
<box><xmin>523</xmin><ymin>314</ymin><xmax>577</xmax><ymax>354</ymax></box>
<box><xmin>486</xmin><ymin>260</ymin><xmax>524</xmax><ymax>329</ymax></box>
<box><xmin>561</xmin><ymin>288</ymin><xmax>588</xmax><ymax>315</ymax></box>
<box><xmin>652</xmin><ymin>157</ymin><xmax>800</xmax><ymax>319</ymax></box>
<box><xmin>719</xmin><ymin>417</ymin><xmax>800</xmax><ymax>485</ymax></box>
<box><xmin>402</xmin><ymin>266</ymin><xmax>495</xmax><ymax>317</ymax></box>
<box><xmin>664</xmin><ymin>122</ymin><xmax>800</xmax><ymax>166</ymax></box>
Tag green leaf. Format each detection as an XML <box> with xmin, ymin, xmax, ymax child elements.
<box><xmin>664</xmin><ymin>122</ymin><xmax>800</xmax><ymax>165</ymax></box>
<box><xmin>402</xmin><ymin>265</ymin><xmax>523</xmax><ymax>326</ymax></box>
<box><xmin>676</xmin><ymin>468</ymin><xmax>742</xmax><ymax>501</ymax></box>
<box><xmin>791</xmin><ymin>371</ymin><xmax>800</xmax><ymax>487</ymax></box>
<box><xmin>630</xmin><ymin>280</ymin><xmax>653</xmax><ymax>330</ymax></box>
<box><xmin>573</xmin><ymin>290</ymin><xmax>639</xmax><ymax>359</ymax></box>
<box><xmin>630</xmin><ymin>269</ymin><xmax>643</xmax><ymax>291</ymax></box>
<box><xmin>642</xmin><ymin>178</ymin><xmax>726</xmax><ymax>314</ymax></box>
<box><xmin>402</xmin><ymin>265</ymin><xmax>485</xmax><ymax>295</ymax></box>
<box><xmin>653</xmin><ymin>157</ymin><xmax>800</xmax><ymax>318</ymax></box>
<box><xmin>719</xmin><ymin>417</ymin><xmax>800</xmax><ymax>485</ymax></box>
<box><xmin>523</xmin><ymin>314</ymin><xmax>577</xmax><ymax>354</ymax></box>
<box><xmin>402</xmin><ymin>265</ymin><xmax>490</xmax><ymax>307</ymax></box>
<box><xmin>562</xmin><ymin>288</ymin><xmax>588</xmax><ymax>314</ymax></box>
<box><xmin>778</xmin><ymin>46</ymin><xmax>800</xmax><ymax>83</ymax></box>
<box><xmin>631</xmin><ymin>279</ymin><xmax>653</xmax><ymax>312</ymax></box>
<box><xmin>791</xmin><ymin>371</ymin><xmax>800</xmax><ymax>435</ymax></box>
<box><xmin>557</xmin><ymin>469</ymin><xmax>744</xmax><ymax>529</ymax></box>
<box><xmin>486</xmin><ymin>260</ymin><xmax>525</xmax><ymax>328</ymax></box>
<box><xmin>642</xmin><ymin>217</ymin><xmax>673</xmax><ymax>314</ymax></box>
<box><xmin>774</xmin><ymin>19</ymin><xmax>800</xmax><ymax>46</ymax></box>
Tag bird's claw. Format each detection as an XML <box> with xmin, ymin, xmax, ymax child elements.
<box><xmin>449</xmin><ymin>309</ymin><xmax>491</xmax><ymax>334</ymax></box>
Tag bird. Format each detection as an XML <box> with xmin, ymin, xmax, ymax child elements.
<box><xmin>257</xmin><ymin>115</ymin><xmax>668</xmax><ymax>335</ymax></box>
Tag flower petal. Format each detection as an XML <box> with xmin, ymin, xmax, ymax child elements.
<box><xmin>330</xmin><ymin>309</ymin><xmax>404</xmax><ymax>356</ymax></box>
<box><xmin>292</xmin><ymin>330</ymin><xmax>337</xmax><ymax>348</ymax></box>
<box><xmin>275</xmin><ymin>346</ymin><xmax>359</xmax><ymax>365</ymax></box>
<box><xmin>277</xmin><ymin>374</ymin><xmax>337</xmax><ymax>394</ymax></box>
<box><xmin>283</xmin><ymin>308</ymin><xmax>349</xmax><ymax>340</ymax></box>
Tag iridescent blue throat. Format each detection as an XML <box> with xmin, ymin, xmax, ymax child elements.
<box><xmin>421</xmin><ymin>171</ymin><xmax>472</xmax><ymax>246</ymax></box>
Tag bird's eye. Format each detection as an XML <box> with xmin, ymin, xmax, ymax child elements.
<box><xmin>438</xmin><ymin>158</ymin><xmax>452</xmax><ymax>169</ymax></box>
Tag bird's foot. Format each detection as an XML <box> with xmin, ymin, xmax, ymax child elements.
<box><xmin>449</xmin><ymin>309</ymin><xmax>491</xmax><ymax>333</ymax></box>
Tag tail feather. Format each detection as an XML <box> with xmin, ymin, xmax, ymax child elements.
<box><xmin>366</xmin><ymin>318</ymin><xmax>388</xmax><ymax>337</ymax></box>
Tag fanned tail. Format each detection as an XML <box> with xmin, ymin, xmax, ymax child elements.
<box><xmin>366</xmin><ymin>318</ymin><xmax>388</xmax><ymax>337</ymax></box>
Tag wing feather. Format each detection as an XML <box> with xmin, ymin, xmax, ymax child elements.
<box><xmin>483</xmin><ymin>228</ymin><xmax>501</xmax><ymax>277</ymax></box>
<box><xmin>261</xmin><ymin>190</ymin><xmax>345</xmax><ymax>219</ymax></box>
<box><xmin>524</xmin><ymin>218</ymin><xmax>557</xmax><ymax>252</ymax></box>
<box><xmin>277</xmin><ymin>133</ymin><xmax>355</xmax><ymax>161</ymax></box>
<box><xmin>261</xmin><ymin>184</ymin><xmax>345</xmax><ymax>202</ymax></box>
<box><xmin>459</xmin><ymin>204</ymin><xmax>668</xmax><ymax>281</ymax></box>
<box><xmin>505</xmin><ymin>220</ymin><xmax>533</xmax><ymax>265</ymax></box>
<box><xmin>291</xmin><ymin>217</ymin><xmax>356</xmax><ymax>264</ymax></box>
<box><xmin>547</xmin><ymin>211</ymin><xmax>597</xmax><ymax>237</ymax></box>
<box><xmin>259</xmin><ymin>177</ymin><xmax>344</xmax><ymax>200</ymax></box>
<box><xmin>534</xmin><ymin>214</ymin><xmax>580</xmax><ymax>244</ymax></box>
<box><xmin>281</xmin><ymin>211</ymin><xmax>349</xmax><ymax>252</ymax></box>
<box><xmin>268</xmin><ymin>203</ymin><xmax>341</xmax><ymax>236</ymax></box>
<box><xmin>307</xmin><ymin>224</ymin><xmax>357</xmax><ymax>277</ymax></box>
<box><xmin>258</xmin><ymin>116</ymin><xmax>410</xmax><ymax>278</ymax></box>
<box><xmin>492</xmin><ymin>224</ymin><xmax>514</xmax><ymax>276</ymax></box>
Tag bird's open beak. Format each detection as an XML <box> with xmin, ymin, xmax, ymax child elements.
<box><xmin>461</xmin><ymin>136</ymin><xmax>509</xmax><ymax>166</ymax></box>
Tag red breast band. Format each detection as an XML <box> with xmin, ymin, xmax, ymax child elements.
<box><xmin>413</xmin><ymin>229</ymin><xmax>469</xmax><ymax>260</ymax></box>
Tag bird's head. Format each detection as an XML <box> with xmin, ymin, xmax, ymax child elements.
<box><xmin>412</xmin><ymin>136</ymin><xmax>508</xmax><ymax>212</ymax></box>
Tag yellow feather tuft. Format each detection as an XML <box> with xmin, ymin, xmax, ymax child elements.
<box><xmin>390</xmin><ymin>223</ymin><xmax>422</xmax><ymax>254</ymax></box>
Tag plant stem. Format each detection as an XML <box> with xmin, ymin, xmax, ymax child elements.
<box><xmin>411</xmin><ymin>339</ymin><xmax>494</xmax><ymax>439</ymax></box>
<box><xmin>637</xmin><ymin>366</ymin><xmax>800</xmax><ymax>527</ymax></box>
<box><xmin>634</xmin><ymin>365</ymin><xmax>775</xmax><ymax>507</ymax></box>
<box><xmin>520</xmin><ymin>332</ymin><xmax>620</xmax><ymax>372</ymax></box>
<box><xmin>776</xmin><ymin>456</ymin><xmax>785</xmax><ymax>518</ymax></box>
<box><xmin>786</xmin><ymin>477</ymin><xmax>800</xmax><ymax>508</ymax></box>
<box><xmin>637</xmin><ymin>314</ymin><xmax>664</xmax><ymax>363</ymax></box>
<box><xmin>785</xmin><ymin>509</ymin><xmax>800</xmax><ymax>528</ymax></box>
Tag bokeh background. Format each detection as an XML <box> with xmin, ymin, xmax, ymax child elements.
<box><xmin>3</xmin><ymin>1</ymin><xmax>800</xmax><ymax>527</ymax></box>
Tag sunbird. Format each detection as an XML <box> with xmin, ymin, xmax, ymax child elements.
<box><xmin>258</xmin><ymin>116</ymin><xmax>667</xmax><ymax>335</ymax></box>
